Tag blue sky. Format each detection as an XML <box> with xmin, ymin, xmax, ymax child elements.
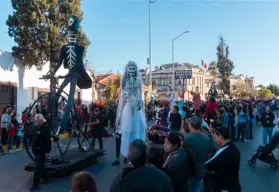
<box><xmin>0</xmin><ymin>0</ymin><xmax>279</xmax><ymax>85</ymax></box>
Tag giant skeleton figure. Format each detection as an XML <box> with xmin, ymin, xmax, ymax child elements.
<box><xmin>191</xmin><ymin>86</ymin><xmax>201</xmax><ymax>112</ymax></box>
<box><xmin>177</xmin><ymin>87</ymin><xmax>186</xmax><ymax>119</ymax></box>
<box><xmin>115</xmin><ymin>61</ymin><xmax>147</xmax><ymax>158</ymax></box>
<box><xmin>208</xmin><ymin>82</ymin><xmax>218</xmax><ymax>99</ymax></box>
<box><xmin>167</xmin><ymin>86</ymin><xmax>176</xmax><ymax>118</ymax></box>
<box><xmin>51</xmin><ymin>15</ymin><xmax>92</xmax><ymax>133</ymax></box>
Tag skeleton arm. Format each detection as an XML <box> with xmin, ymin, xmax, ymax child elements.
<box><xmin>137</xmin><ymin>81</ymin><xmax>143</xmax><ymax>111</ymax></box>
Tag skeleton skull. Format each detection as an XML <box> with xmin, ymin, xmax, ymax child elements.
<box><xmin>123</xmin><ymin>92</ymin><xmax>130</xmax><ymax>98</ymax></box>
<box><xmin>127</xmin><ymin>65</ymin><xmax>136</xmax><ymax>77</ymax></box>
<box><xmin>68</xmin><ymin>18</ymin><xmax>74</xmax><ymax>27</ymax></box>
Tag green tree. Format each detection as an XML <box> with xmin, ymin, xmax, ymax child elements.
<box><xmin>103</xmin><ymin>75</ymin><xmax>121</xmax><ymax>102</ymax></box>
<box><xmin>207</xmin><ymin>60</ymin><xmax>217</xmax><ymax>79</ymax></box>
<box><xmin>219</xmin><ymin>77</ymin><xmax>230</xmax><ymax>95</ymax></box>
<box><xmin>267</xmin><ymin>84</ymin><xmax>279</xmax><ymax>95</ymax></box>
<box><xmin>7</xmin><ymin>0</ymin><xmax>89</xmax><ymax>69</ymax></box>
<box><xmin>258</xmin><ymin>88</ymin><xmax>272</xmax><ymax>98</ymax></box>
<box><xmin>216</xmin><ymin>36</ymin><xmax>234</xmax><ymax>95</ymax></box>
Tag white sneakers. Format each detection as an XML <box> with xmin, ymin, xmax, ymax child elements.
<box><xmin>8</xmin><ymin>150</ymin><xmax>15</xmax><ymax>153</ymax></box>
<box><xmin>8</xmin><ymin>148</ymin><xmax>22</xmax><ymax>153</ymax></box>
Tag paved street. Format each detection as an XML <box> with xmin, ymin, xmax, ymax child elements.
<box><xmin>1</xmin><ymin>121</ymin><xmax>279</xmax><ymax>192</ymax></box>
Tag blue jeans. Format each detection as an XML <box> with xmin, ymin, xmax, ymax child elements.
<box><xmin>262</xmin><ymin>128</ymin><xmax>273</xmax><ymax>146</ymax></box>
<box><xmin>190</xmin><ymin>176</ymin><xmax>202</xmax><ymax>192</ymax></box>
<box><xmin>56</xmin><ymin>73</ymin><xmax>77</xmax><ymax>129</ymax></box>
<box><xmin>8</xmin><ymin>136</ymin><xmax>14</xmax><ymax>151</ymax></box>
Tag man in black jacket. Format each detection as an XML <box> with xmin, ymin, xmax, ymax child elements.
<box><xmin>204</xmin><ymin>127</ymin><xmax>241</xmax><ymax>192</ymax></box>
<box><xmin>261</xmin><ymin>105</ymin><xmax>275</xmax><ymax>146</ymax></box>
<box><xmin>30</xmin><ymin>114</ymin><xmax>52</xmax><ymax>191</ymax></box>
<box><xmin>110</xmin><ymin>139</ymin><xmax>173</xmax><ymax>192</ymax></box>
<box><xmin>169</xmin><ymin>106</ymin><xmax>182</xmax><ymax>134</ymax></box>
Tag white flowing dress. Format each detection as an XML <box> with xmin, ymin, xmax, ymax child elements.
<box><xmin>119</xmin><ymin>88</ymin><xmax>146</xmax><ymax>158</ymax></box>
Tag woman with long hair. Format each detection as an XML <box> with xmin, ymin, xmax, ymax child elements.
<box><xmin>72</xmin><ymin>171</ymin><xmax>98</xmax><ymax>192</ymax></box>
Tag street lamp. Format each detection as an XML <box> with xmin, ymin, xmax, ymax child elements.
<box><xmin>148</xmin><ymin>0</ymin><xmax>156</xmax><ymax>101</ymax></box>
<box><xmin>172</xmin><ymin>31</ymin><xmax>189</xmax><ymax>91</ymax></box>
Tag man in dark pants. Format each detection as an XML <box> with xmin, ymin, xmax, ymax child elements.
<box><xmin>111</xmin><ymin>127</ymin><xmax>128</xmax><ymax>166</ymax></box>
<box><xmin>30</xmin><ymin>114</ymin><xmax>52</xmax><ymax>191</ymax></box>
<box><xmin>88</xmin><ymin>108</ymin><xmax>104</xmax><ymax>150</ymax></box>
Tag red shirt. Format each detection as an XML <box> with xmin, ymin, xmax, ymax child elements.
<box><xmin>203</xmin><ymin>101</ymin><xmax>218</xmax><ymax>118</ymax></box>
<box><xmin>8</xmin><ymin>127</ymin><xmax>16</xmax><ymax>137</ymax></box>
<box><xmin>21</xmin><ymin>113</ymin><xmax>27</xmax><ymax>124</ymax></box>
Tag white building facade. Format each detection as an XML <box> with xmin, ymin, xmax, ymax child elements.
<box><xmin>0</xmin><ymin>51</ymin><xmax>97</xmax><ymax>121</ymax></box>
<box><xmin>141</xmin><ymin>63</ymin><xmax>212</xmax><ymax>101</ymax></box>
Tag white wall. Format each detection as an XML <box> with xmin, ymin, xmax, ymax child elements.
<box><xmin>0</xmin><ymin>51</ymin><xmax>94</xmax><ymax>120</ymax></box>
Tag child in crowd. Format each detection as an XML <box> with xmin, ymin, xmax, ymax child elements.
<box><xmin>16</xmin><ymin>125</ymin><xmax>23</xmax><ymax>151</ymax></box>
<box><xmin>7</xmin><ymin>123</ymin><xmax>16</xmax><ymax>153</ymax></box>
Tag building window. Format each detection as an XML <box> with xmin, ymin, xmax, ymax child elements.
<box><xmin>156</xmin><ymin>79</ymin><xmax>159</xmax><ymax>85</ymax></box>
<box><xmin>169</xmin><ymin>78</ymin><xmax>172</xmax><ymax>84</ymax></box>
<box><xmin>163</xmin><ymin>79</ymin><xmax>166</xmax><ymax>85</ymax></box>
<box><xmin>232</xmin><ymin>85</ymin><xmax>237</xmax><ymax>90</ymax></box>
<box><xmin>178</xmin><ymin>80</ymin><xmax>181</xmax><ymax>85</ymax></box>
<box><xmin>192</xmin><ymin>77</ymin><xmax>195</xmax><ymax>85</ymax></box>
<box><xmin>2</xmin><ymin>86</ymin><xmax>8</xmax><ymax>92</ymax></box>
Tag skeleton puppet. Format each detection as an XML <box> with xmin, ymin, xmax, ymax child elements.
<box><xmin>115</xmin><ymin>61</ymin><xmax>146</xmax><ymax>158</ymax></box>
<box><xmin>191</xmin><ymin>86</ymin><xmax>201</xmax><ymax>112</ymax></box>
<box><xmin>208</xmin><ymin>82</ymin><xmax>218</xmax><ymax>99</ymax></box>
<box><xmin>52</xmin><ymin>15</ymin><xmax>92</xmax><ymax>132</ymax></box>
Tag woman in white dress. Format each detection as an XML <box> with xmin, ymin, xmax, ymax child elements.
<box><xmin>115</xmin><ymin>61</ymin><xmax>147</xmax><ymax>158</ymax></box>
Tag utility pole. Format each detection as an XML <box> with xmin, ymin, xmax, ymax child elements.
<box><xmin>148</xmin><ymin>0</ymin><xmax>156</xmax><ymax>101</ymax></box>
<box><xmin>172</xmin><ymin>31</ymin><xmax>189</xmax><ymax>91</ymax></box>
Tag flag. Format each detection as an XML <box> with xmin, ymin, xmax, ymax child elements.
<box><xmin>203</xmin><ymin>62</ymin><xmax>207</xmax><ymax>69</ymax></box>
<box><xmin>201</xmin><ymin>59</ymin><xmax>207</xmax><ymax>69</ymax></box>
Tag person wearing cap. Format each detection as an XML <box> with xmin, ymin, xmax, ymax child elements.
<box><xmin>204</xmin><ymin>127</ymin><xmax>241</xmax><ymax>192</ymax></box>
<box><xmin>30</xmin><ymin>114</ymin><xmax>52</xmax><ymax>191</ymax></box>
<box><xmin>183</xmin><ymin>116</ymin><xmax>215</xmax><ymax>192</ymax></box>
<box><xmin>169</xmin><ymin>106</ymin><xmax>182</xmax><ymax>134</ymax></box>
